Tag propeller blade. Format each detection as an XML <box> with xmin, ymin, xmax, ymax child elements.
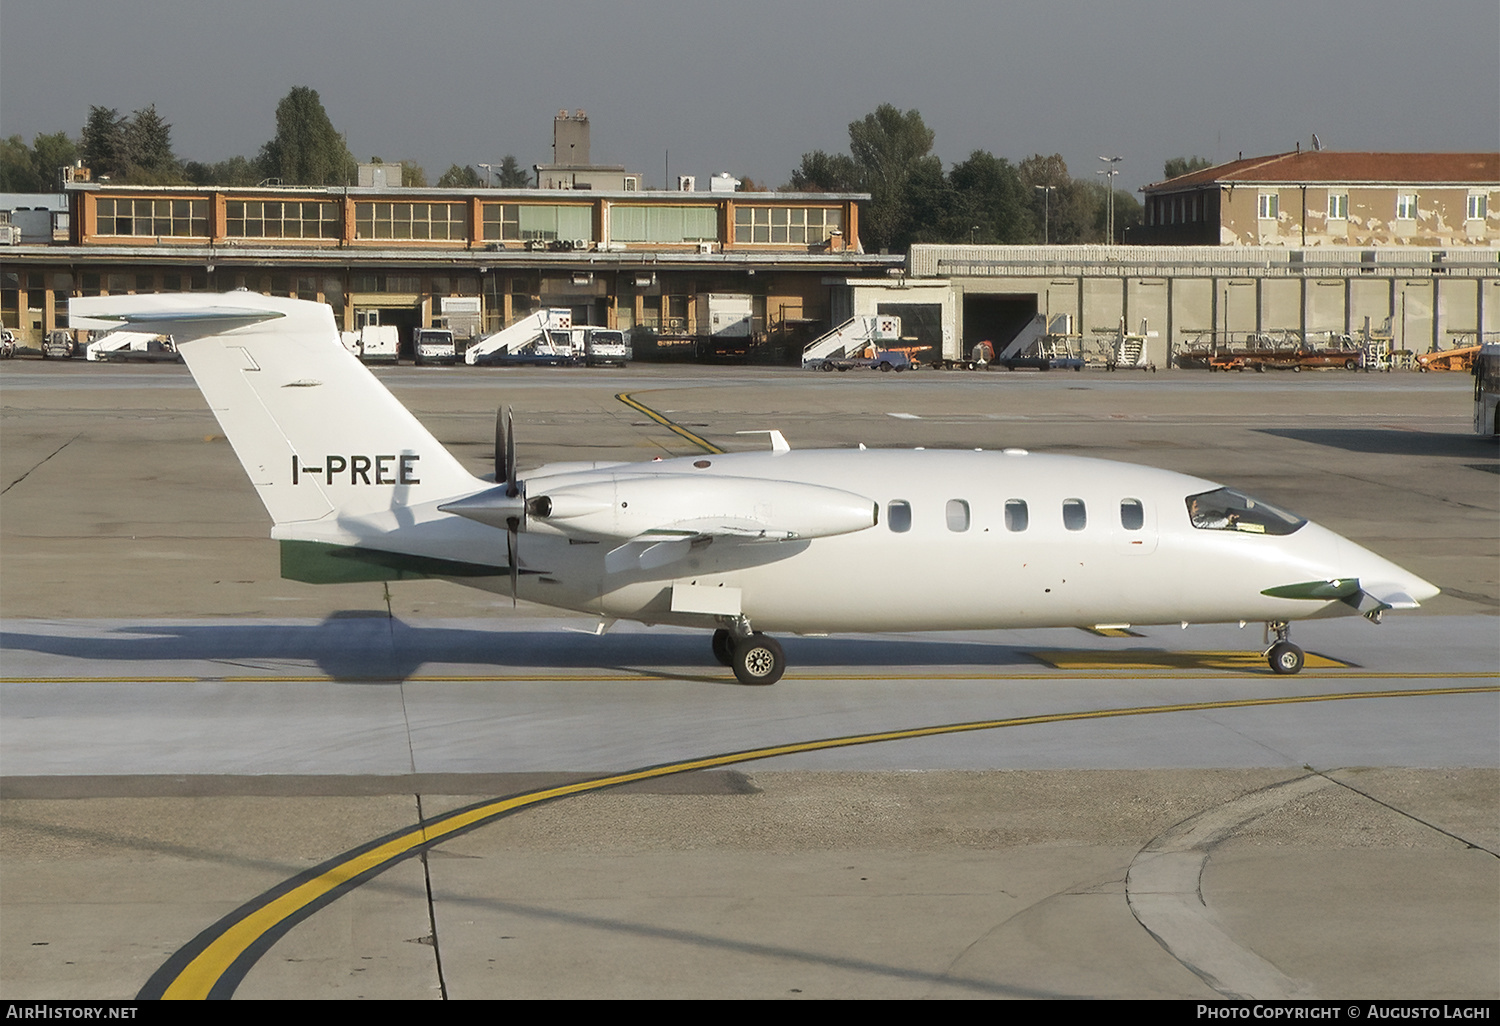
<box><xmin>506</xmin><ymin>516</ymin><xmax>519</xmax><ymax>607</ymax></box>
<box><xmin>494</xmin><ymin>406</ymin><xmax>506</xmax><ymax>483</ymax></box>
<box><xmin>505</xmin><ymin>407</ymin><xmax>518</xmax><ymax>497</ymax></box>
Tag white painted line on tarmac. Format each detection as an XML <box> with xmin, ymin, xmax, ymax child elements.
<box><xmin>1126</xmin><ymin>773</ymin><xmax>1334</xmax><ymax>999</ymax></box>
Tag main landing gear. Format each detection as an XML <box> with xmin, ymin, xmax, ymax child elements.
<box><xmin>711</xmin><ymin>622</ymin><xmax>786</xmax><ymax>686</ymax></box>
<box><xmin>1264</xmin><ymin>620</ymin><xmax>1305</xmax><ymax>675</ymax></box>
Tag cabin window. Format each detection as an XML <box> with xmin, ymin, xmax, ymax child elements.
<box><xmin>1062</xmin><ymin>498</ymin><xmax>1087</xmax><ymax>531</ymax></box>
<box><xmin>1185</xmin><ymin>488</ymin><xmax>1306</xmax><ymax>535</ymax></box>
<box><xmin>887</xmin><ymin>500</ymin><xmax>912</xmax><ymax>533</ymax></box>
<box><xmin>1004</xmin><ymin>499</ymin><xmax>1028</xmax><ymax>532</ymax></box>
<box><xmin>945</xmin><ymin>499</ymin><xmax>970</xmax><ymax>532</ymax></box>
<box><xmin>1120</xmin><ymin>498</ymin><xmax>1144</xmax><ymax>530</ymax></box>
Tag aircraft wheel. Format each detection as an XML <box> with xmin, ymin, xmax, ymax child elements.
<box><xmin>1268</xmin><ymin>642</ymin><xmax>1304</xmax><ymax>675</ymax></box>
<box><xmin>710</xmin><ymin>628</ymin><xmax>734</xmax><ymax>667</ymax></box>
<box><xmin>731</xmin><ymin>633</ymin><xmax>785</xmax><ymax>685</ymax></box>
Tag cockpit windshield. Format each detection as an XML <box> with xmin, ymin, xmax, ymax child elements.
<box><xmin>1185</xmin><ymin>487</ymin><xmax>1306</xmax><ymax>535</ymax></box>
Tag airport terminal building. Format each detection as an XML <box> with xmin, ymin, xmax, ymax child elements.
<box><xmin>1</xmin><ymin>178</ymin><xmax>895</xmax><ymax>359</ymax></box>
<box><xmin>2</xmin><ymin>146</ymin><xmax>1496</xmax><ymax>367</ymax></box>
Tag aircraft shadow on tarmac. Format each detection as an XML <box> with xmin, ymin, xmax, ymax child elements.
<box><xmin>1257</xmin><ymin>427</ymin><xmax>1500</xmax><ymax>463</ymax></box>
<box><xmin>0</xmin><ymin>616</ymin><xmax>1070</xmax><ymax>684</ymax></box>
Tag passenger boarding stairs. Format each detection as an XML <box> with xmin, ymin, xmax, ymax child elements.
<box><xmin>801</xmin><ymin>315</ymin><xmax>902</xmax><ymax>368</ymax></box>
<box><xmin>464</xmin><ymin>308</ymin><xmax>572</xmax><ymax>365</ymax></box>
<box><xmin>1115</xmin><ymin>333</ymin><xmax>1146</xmax><ymax>367</ymax></box>
<box><xmin>994</xmin><ymin>314</ymin><xmax>1047</xmax><ymax>361</ymax></box>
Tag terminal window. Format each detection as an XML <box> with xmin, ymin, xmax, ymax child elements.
<box><xmin>483</xmin><ymin>204</ymin><xmax>593</xmax><ymax>243</ymax></box>
<box><xmin>734</xmin><ymin>206</ymin><xmax>841</xmax><ymax>244</ymax></box>
<box><xmin>227</xmin><ymin>200</ymin><xmax>339</xmax><ymax>239</ymax></box>
<box><xmin>355</xmin><ymin>202</ymin><xmax>467</xmax><ymax>241</ymax></box>
<box><xmin>96</xmin><ymin>198</ymin><xmax>209</xmax><ymax>238</ymax></box>
<box><xmin>612</xmin><ymin>205</ymin><xmax>718</xmax><ymax>244</ymax></box>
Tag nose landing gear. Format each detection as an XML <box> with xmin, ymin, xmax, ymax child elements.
<box><xmin>712</xmin><ymin>622</ymin><xmax>787</xmax><ymax>686</ymax></box>
<box><xmin>1264</xmin><ymin>621</ymin><xmax>1305</xmax><ymax>675</ymax></box>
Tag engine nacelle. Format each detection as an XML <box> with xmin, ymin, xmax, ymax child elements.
<box><xmin>528</xmin><ymin>473</ymin><xmax>877</xmax><ymax>541</ymax></box>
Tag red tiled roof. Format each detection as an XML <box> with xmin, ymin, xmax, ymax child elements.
<box><xmin>1146</xmin><ymin>151</ymin><xmax>1499</xmax><ymax>191</ymax></box>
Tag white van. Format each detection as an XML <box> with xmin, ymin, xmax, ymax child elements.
<box><xmin>360</xmin><ymin>325</ymin><xmax>400</xmax><ymax>363</ymax></box>
<box><xmin>413</xmin><ymin>328</ymin><xmax>456</xmax><ymax>365</ymax></box>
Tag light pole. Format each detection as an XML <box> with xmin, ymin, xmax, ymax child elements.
<box><xmin>1097</xmin><ymin>155</ymin><xmax>1122</xmax><ymax>243</ymax></box>
<box><xmin>478</xmin><ymin>163</ymin><xmax>495</xmax><ymax>187</ymax></box>
<box><xmin>1033</xmin><ymin>185</ymin><xmax>1056</xmax><ymax>244</ymax></box>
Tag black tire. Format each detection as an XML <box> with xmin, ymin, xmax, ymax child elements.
<box><xmin>821</xmin><ymin>362</ymin><xmax>834</xmax><ymax>372</ymax></box>
<box><xmin>879</xmin><ymin>361</ymin><xmax>892</xmax><ymax>372</ymax></box>
<box><xmin>711</xmin><ymin>628</ymin><xmax>734</xmax><ymax>667</ymax></box>
<box><xmin>1344</xmin><ymin>359</ymin><xmax>1357</xmax><ymax>370</ymax></box>
<box><xmin>1268</xmin><ymin>642</ymin><xmax>1304</xmax><ymax>675</ymax></box>
<box><xmin>731</xmin><ymin>633</ymin><xmax>785</xmax><ymax>685</ymax></box>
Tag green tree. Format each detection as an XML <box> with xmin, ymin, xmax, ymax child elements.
<box><xmin>846</xmin><ymin>105</ymin><xmax>941</xmax><ymax>251</ymax></box>
<box><xmin>1019</xmin><ymin>153</ymin><xmax>1098</xmax><ymax>244</ymax></box>
<box><xmin>81</xmin><ymin>106</ymin><xmax>126</xmax><ymax>178</ymax></box>
<box><xmin>119</xmin><ymin>104</ymin><xmax>180</xmax><ymax>183</ymax></box>
<box><xmin>398</xmin><ymin>161</ymin><xmax>428</xmax><ymax>187</ymax></box>
<box><xmin>258</xmin><ymin>87</ymin><xmax>354</xmax><ymax>186</ymax></box>
<box><xmin>437</xmin><ymin>163</ymin><xmax>482</xmax><ymax>188</ymax></box>
<box><xmin>946</xmin><ymin>150</ymin><xmax>1032</xmax><ymax>244</ymax></box>
<box><xmin>31</xmin><ymin>131</ymin><xmax>79</xmax><ymax>187</ymax></box>
<box><xmin>1163</xmin><ymin>155</ymin><xmax>1213</xmax><ymax>180</ymax></box>
<box><xmin>495</xmin><ymin>155</ymin><xmax>530</xmax><ymax>188</ymax></box>
<box><xmin>787</xmin><ymin>150</ymin><xmax>860</xmax><ymax>192</ymax></box>
<box><xmin>182</xmin><ymin>155</ymin><xmax>262</xmax><ymax>187</ymax></box>
<box><xmin>0</xmin><ymin>136</ymin><xmax>40</xmax><ymax>191</ymax></box>
<box><xmin>0</xmin><ymin>131</ymin><xmax>82</xmax><ymax>192</ymax></box>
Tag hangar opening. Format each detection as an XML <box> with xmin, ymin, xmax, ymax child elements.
<box><xmin>963</xmin><ymin>293</ymin><xmax>1038</xmax><ymax>356</ymax></box>
<box><xmin>355</xmin><ymin>304</ymin><xmax>421</xmax><ymax>360</ymax></box>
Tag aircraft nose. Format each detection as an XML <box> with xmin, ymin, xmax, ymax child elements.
<box><xmin>1338</xmin><ymin>537</ymin><xmax>1440</xmax><ymax>608</ymax></box>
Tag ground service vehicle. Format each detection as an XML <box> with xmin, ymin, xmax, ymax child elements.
<box><xmin>413</xmin><ymin>328</ymin><xmax>457</xmax><ymax>365</ymax></box>
<box><xmin>583</xmin><ymin>328</ymin><xmax>631</xmax><ymax>366</ymax></box>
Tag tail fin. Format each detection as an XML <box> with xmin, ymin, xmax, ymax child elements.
<box><xmin>70</xmin><ymin>292</ymin><xmax>481</xmax><ymax>526</ymax></box>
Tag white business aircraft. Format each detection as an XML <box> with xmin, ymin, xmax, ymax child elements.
<box><xmin>71</xmin><ymin>292</ymin><xmax>1438</xmax><ymax>684</ymax></box>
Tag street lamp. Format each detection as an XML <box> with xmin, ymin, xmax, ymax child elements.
<box><xmin>478</xmin><ymin>163</ymin><xmax>495</xmax><ymax>187</ymax></box>
<box><xmin>1033</xmin><ymin>185</ymin><xmax>1056</xmax><ymax>244</ymax></box>
<box><xmin>1097</xmin><ymin>155</ymin><xmax>1122</xmax><ymax>243</ymax></box>
<box><xmin>970</xmin><ymin>224</ymin><xmax>980</xmax><ymax>244</ymax></box>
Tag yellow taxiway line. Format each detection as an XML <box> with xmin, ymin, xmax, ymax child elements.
<box><xmin>615</xmin><ymin>391</ymin><xmax>725</xmax><ymax>454</ymax></box>
<box><xmin>138</xmin><ymin>682</ymin><xmax>1500</xmax><ymax>1000</ymax></box>
<box><xmin>8</xmin><ymin>668</ymin><xmax>1494</xmax><ymax>685</ymax></box>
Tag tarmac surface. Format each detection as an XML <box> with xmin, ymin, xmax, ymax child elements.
<box><xmin>1</xmin><ymin>360</ymin><xmax>1496</xmax><ymax>1000</ymax></box>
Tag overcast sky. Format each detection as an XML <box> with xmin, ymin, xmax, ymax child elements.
<box><xmin>2</xmin><ymin>0</ymin><xmax>1496</xmax><ymax>193</ymax></box>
